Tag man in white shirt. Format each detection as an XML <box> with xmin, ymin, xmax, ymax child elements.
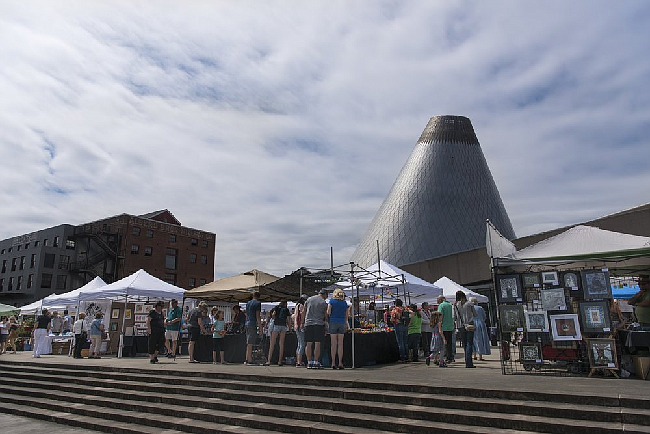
<box><xmin>72</xmin><ymin>312</ymin><xmax>87</xmax><ymax>359</ymax></box>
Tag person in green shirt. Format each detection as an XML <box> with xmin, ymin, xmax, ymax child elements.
<box><xmin>629</xmin><ymin>274</ymin><xmax>650</xmax><ymax>329</ymax></box>
<box><xmin>437</xmin><ymin>295</ymin><xmax>454</xmax><ymax>364</ymax></box>
<box><xmin>164</xmin><ymin>299</ymin><xmax>182</xmax><ymax>359</ymax></box>
<box><xmin>407</xmin><ymin>304</ymin><xmax>422</xmax><ymax>362</ymax></box>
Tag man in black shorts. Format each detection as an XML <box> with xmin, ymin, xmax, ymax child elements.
<box><xmin>304</xmin><ymin>289</ymin><xmax>328</xmax><ymax>369</ymax></box>
<box><xmin>147</xmin><ymin>301</ymin><xmax>166</xmax><ymax>364</ymax></box>
<box><xmin>245</xmin><ymin>292</ymin><xmax>262</xmax><ymax>365</ymax></box>
<box><xmin>188</xmin><ymin>301</ymin><xmax>208</xmax><ymax>363</ymax></box>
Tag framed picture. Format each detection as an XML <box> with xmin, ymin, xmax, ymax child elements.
<box><xmin>144</xmin><ymin>305</ymin><xmax>154</xmax><ymax>313</ymax></box>
<box><xmin>524</xmin><ymin>310</ymin><xmax>549</xmax><ymax>332</ymax></box>
<box><xmin>561</xmin><ymin>271</ymin><xmax>581</xmax><ymax>291</ymax></box>
<box><xmin>581</xmin><ymin>269</ymin><xmax>612</xmax><ymax>300</ymax></box>
<box><xmin>519</xmin><ymin>342</ymin><xmax>543</xmax><ymax>364</ymax></box>
<box><xmin>135</xmin><ymin>304</ymin><xmax>144</xmax><ymax>313</ymax></box>
<box><xmin>110</xmin><ymin>322</ymin><xmax>118</xmax><ymax>332</ymax></box>
<box><xmin>540</xmin><ymin>288</ymin><xmax>566</xmax><ymax>311</ymax></box>
<box><xmin>499</xmin><ymin>304</ymin><xmax>525</xmax><ymax>333</ymax></box>
<box><xmin>135</xmin><ymin>314</ymin><xmax>147</xmax><ymax>323</ymax></box>
<box><xmin>111</xmin><ymin>308</ymin><xmax>120</xmax><ymax>319</ymax></box>
<box><xmin>549</xmin><ymin>314</ymin><xmax>582</xmax><ymax>341</ymax></box>
<box><xmin>579</xmin><ymin>301</ymin><xmax>611</xmax><ymax>333</ymax></box>
<box><xmin>124</xmin><ymin>309</ymin><xmax>132</xmax><ymax>320</ymax></box>
<box><xmin>497</xmin><ymin>274</ymin><xmax>523</xmax><ymax>303</ymax></box>
<box><xmin>541</xmin><ymin>271</ymin><xmax>559</xmax><ymax>285</ymax></box>
<box><xmin>587</xmin><ymin>338</ymin><xmax>617</xmax><ymax>369</ymax></box>
<box><xmin>522</xmin><ymin>273</ymin><xmax>541</xmax><ymax>288</ymax></box>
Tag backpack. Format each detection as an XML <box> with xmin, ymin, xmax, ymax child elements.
<box><xmin>399</xmin><ymin>309</ymin><xmax>410</xmax><ymax>326</ymax></box>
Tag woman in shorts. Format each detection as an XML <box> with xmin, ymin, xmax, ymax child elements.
<box><xmin>265</xmin><ymin>300</ymin><xmax>291</xmax><ymax>366</ymax></box>
<box><xmin>327</xmin><ymin>289</ymin><xmax>349</xmax><ymax>369</ymax></box>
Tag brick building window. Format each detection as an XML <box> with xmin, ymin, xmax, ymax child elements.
<box><xmin>43</xmin><ymin>239</ymin><xmax>48</xmax><ymax>246</ymax></box>
<box><xmin>164</xmin><ymin>274</ymin><xmax>176</xmax><ymax>285</ymax></box>
<box><xmin>131</xmin><ymin>244</ymin><xmax>139</xmax><ymax>254</ymax></box>
<box><xmin>56</xmin><ymin>275</ymin><xmax>67</xmax><ymax>290</ymax></box>
<box><xmin>25</xmin><ymin>243</ymin><xmax>30</xmax><ymax>249</ymax></box>
<box><xmin>169</xmin><ymin>234</ymin><xmax>176</xmax><ymax>243</ymax></box>
<box><xmin>8</xmin><ymin>277</ymin><xmax>14</xmax><ymax>291</ymax></box>
<box><xmin>59</xmin><ymin>255</ymin><xmax>70</xmax><ymax>269</ymax></box>
<box><xmin>0</xmin><ymin>278</ymin><xmax>3</xmax><ymax>291</ymax></box>
<box><xmin>0</xmin><ymin>249</ymin><xmax>4</xmax><ymax>254</ymax></box>
<box><xmin>20</xmin><ymin>256</ymin><xmax>25</xmax><ymax>270</ymax></box>
<box><xmin>17</xmin><ymin>245</ymin><xmax>21</xmax><ymax>251</ymax></box>
<box><xmin>146</xmin><ymin>230</ymin><xmax>153</xmax><ymax>238</ymax></box>
<box><xmin>66</xmin><ymin>239</ymin><xmax>75</xmax><ymax>249</ymax></box>
<box><xmin>201</xmin><ymin>240</ymin><xmax>209</xmax><ymax>248</ymax></box>
<box><xmin>34</xmin><ymin>241</ymin><xmax>39</xmax><ymax>247</ymax></box>
<box><xmin>27</xmin><ymin>274</ymin><xmax>33</xmax><ymax>289</ymax></box>
<box><xmin>44</xmin><ymin>253</ymin><xmax>55</xmax><ymax>268</ymax></box>
<box><xmin>41</xmin><ymin>273</ymin><xmax>52</xmax><ymax>288</ymax></box>
<box><xmin>189</xmin><ymin>277</ymin><xmax>196</xmax><ymax>288</ymax></box>
<box><xmin>190</xmin><ymin>254</ymin><xmax>197</xmax><ymax>264</ymax></box>
<box><xmin>1</xmin><ymin>260</ymin><xmax>6</xmax><ymax>273</ymax></box>
<box><xmin>165</xmin><ymin>248</ymin><xmax>177</xmax><ymax>270</ymax></box>
<box><xmin>199</xmin><ymin>278</ymin><xmax>206</xmax><ymax>286</ymax></box>
<box><xmin>11</xmin><ymin>258</ymin><xmax>17</xmax><ymax>272</ymax></box>
<box><xmin>132</xmin><ymin>227</ymin><xmax>141</xmax><ymax>236</ymax></box>
<box><xmin>191</xmin><ymin>238</ymin><xmax>198</xmax><ymax>246</ymax></box>
<box><xmin>200</xmin><ymin>255</ymin><xmax>207</xmax><ymax>265</ymax></box>
<box><xmin>144</xmin><ymin>247</ymin><xmax>152</xmax><ymax>256</ymax></box>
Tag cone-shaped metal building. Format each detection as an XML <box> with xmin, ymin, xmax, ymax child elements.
<box><xmin>351</xmin><ymin>115</ymin><xmax>516</xmax><ymax>268</ymax></box>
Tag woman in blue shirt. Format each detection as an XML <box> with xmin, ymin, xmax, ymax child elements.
<box><xmin>327</xmin><ymin>289</ymin><xmax>350</xmax><ymax>370</ymax></box>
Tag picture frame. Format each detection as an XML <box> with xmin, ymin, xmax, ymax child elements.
<box><xmin>581</xmin><ymin>269</ymin><xmax>612</xmax><ymax>300</ymax></box>
<box><xmin>561</xmin><ymin>271</ymin><xmax>581</xmax><ymax>291</ymax></box>
<box><xmin>497</xmin><ymin>274</ymin><xmax>523</xmax><ymax>303</ymax></box>
<box><xmin>549</xmin><ymin>314</ymin><xmax>582</xmax><ymax>341</ymax></box>
<box><xmin>587</xmin><ymin>338</ymin><xmax>618</xmax><ymax>370</ymax></box>
<box><xmin>519</xmin><ymin>342</ymin><xmax>543</xmax><ymax>364</ymax></box>
<box><xmin>110</xmin><ymin>322</ymin><xmax>118</xmax><ymax>332</ymax></box>
<box><xmin>579</xmin><ymin>301</ymin><xmax>611</xmax><ymax>333</ymax></box>
<box><xmin>540</xmin><ymin>288</ymin><xmax>566</xmax><ymax>311</ymax></box>
<box><xmin>135</xmin><ymin>314</ymin><xmax>147</xmax><ymax>323</ymax></box>
<box><xmin>499</xmin><ymin>304</ymin><xmax>526</xmax><ymax>333</ymax></box>
<box><xmin>522</xmin><ymin>273</ymin><xmax>541</xmax><ymax>288</ymax></box>
<box><xmin>524</xmin><ymin>310</ymin><xmax>549</xmax><ymax>332</ymax></box>
<box><xmin>135</xmin><ymin>304</ymin><xmax>144</xmax><ymax>313</ymax></box>
<box><xmin>144</xmin><ymin>305</ymin><xmax>154</xmax><ymax>313</ymax></box>
<box><xmin>124</xmin><ymin>309</ymin><xmax>132</xmax><ymax>320</ymax></box>
<box><xmin>541</xmin><ymin>271</ymin><xmax>559</xmax><ymax>285</ymax></box>
<box><xmin>111</xmin><ymin>308</ymin><xmax>120</xmax><ymax>319</ymax></box>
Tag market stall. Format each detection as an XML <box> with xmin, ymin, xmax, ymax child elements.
<box><xmin>487</xmin><ymin>222</ymin><xmax>650</xmax><ymax>377</ymax></box>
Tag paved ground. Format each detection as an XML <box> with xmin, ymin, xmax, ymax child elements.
<box><xmin>0</xmin><ymin>413</ymin><xmax>94</xmax><ymax>433</ymax></box>
<box><xmin>3</xmin><ymin>349</ymin><xmax>650</xmax><ymax>400</ymax></box>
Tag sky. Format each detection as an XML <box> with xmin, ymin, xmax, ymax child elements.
<box><xmin>1</xmin><ymin>1</ymin><xmax>649</xmax><ymax>279</ymax></box>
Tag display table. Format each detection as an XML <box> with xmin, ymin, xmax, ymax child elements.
<box><xmin>42</xmin><ymin>334</ymin><xmax>74</xmax><ymax>355</ymax></box>
<box><xmin>619</xmin><ymin>330</ymin><xmax>650</xmax><ymax>354</ymax></box>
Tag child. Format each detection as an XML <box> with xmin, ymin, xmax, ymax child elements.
<box><xmin>426</xmin><ymin>311</ymin><xmax>447</xmax><ymax>367</ymax></box>
<box><xmin>212</xmin><ymin>310</ymin><xmax>227</xmax><ymax>364</ymax></box>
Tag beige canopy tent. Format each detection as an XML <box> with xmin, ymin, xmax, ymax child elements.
<box><xmin>184</xmin><ymin>269</ymin><xmax>280</xmax><ymax>302</ymax></box>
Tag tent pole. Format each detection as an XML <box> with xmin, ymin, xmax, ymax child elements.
<box><xmin>299</xmin><ymin>269</ymin><xmax>303</xmax><ymax>298</ymax></box>
<box><xmin>350</xmin><ymin>262</ymin><xmax>355</xmax><ymax>369</ymax></box>
<box><xmin>402</xmin><ymin>274</ymin><xmax>409</xmax><ymax>305</ymax></box>
<box><xmin>118</xmin><ymin>293</ymin><xmax>127</xmax><ymax>358</ymax></box>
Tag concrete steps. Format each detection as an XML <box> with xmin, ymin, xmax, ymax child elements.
<box><xmin>1</xmin><ymin>361</ymin><xmax>649</xmax><ymax>434</ymax></box>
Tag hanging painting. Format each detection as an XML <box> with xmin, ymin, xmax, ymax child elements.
<box><xmin>497</xmin><ymin>274</ymin><xmax>523</xmax><ymax>303</ymax></box>
<box><xmin>524</xmin><ymin>310</ymin><xmax>549</xmax><ymax>332</ymax></box>
<box><xmin>581</xmin><ymin>269</ymin><xmax>612</xmax><ymax>300</ymax></box>
<box><xmin>579</xmin><ymin>301</ymin><xmax>611</xmax><ymax>333</ymax></box>
<box><xmin>540</xmin><ymin>288</ymin><xmax>566</xmax><ymax>311</ymax></box>
<box><xmin>587</xmin><ymin>338</ymin><xmax>617</xmax><ymax>369</ymax></box>
<box><xmin>499</xmin><ymin>304</ymin><xmax>525</xmax><ymax>333</ymax></box>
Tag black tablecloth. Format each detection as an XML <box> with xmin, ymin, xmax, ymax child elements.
<box><xmin>619</xmin><ymin>330</ymin><xmax>650</xmax><ymax>354</ymax></box>
<box><xmin>193</xmin><ymin>334</ymin><xmax>246</xmax><ymax>363</ymax></box>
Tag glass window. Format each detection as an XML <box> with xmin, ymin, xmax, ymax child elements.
<box><xmin>132</xmin><ymin>227</ymin><xmax>141</xmax><ymax>236</ymax></box>
<box><xmin>44</xmin><ymin>239</ymin><xmax>49</xmax><ymax>246</ymax></box>
<box><xmin>44</xmin><ymin>253</ymin><xmax>55</xmax><ymax>268</ymax></box>
<box><xmin>190</xmin><ymin>254</ymin><xmax>197</xmax><ymax>263</ymax></box>
<box><xmin>41</xmin><ymin>273</ymin><xmax>52</xmax><ymax>288</ymax></box>
<box><xmin>169</xmin><ymin>234</ymin><xmax>176</xmax><ymax>243</ymax></box>
<box><xmin>200</xmin><ymin>255</ymin><xmax>207</xmax><ymax>265</ymax></box>
<box><xmin>34</xmin><ymin>241</ymin><xmax>39</xmax><ymax>247</ymax></box>
<box><xmin>20</xmin><ymin>256</ymin><xmax>25</xmax><ymax>270</ymax></box>
<box><xmin>66</xmin><ymin>239</ymin><xmax>75</xmax><ymax>250</ymax></box>
<box><xmin>17</xmin><ymin>275</ymin><xmax>22</xmax><ymax>290</ymax></box>
<box><xmin>189</xmin><ymin>277</ymin><xmax>196</xmax><ymax>288</ymax></box>
<box><xmin>1</xmin><ymin>260</ymin><xmax>6</xmax><ymax>273</ymax></box>
<box><xmin>144</xmin><ymin>247</ymin><xmax>152</xmax><ymax>256</ymax></box>
<box><xmin>0</xmin><ymin>278</ymin><xmax>3</xmax><ymax>291</ymax></box>
<box><xmin>27</xmin><ymin>274</ymin><xmax>33</xmax><ymax>289</ymax></box>
<box><xmin>17</xmin><ymin>245</ymin><xmax>21</xmax><ymax>251</ymax></box>
<box><xmin>8</xmin><ymin>277</ymin><xmax>14</xmax><ymax>291</ymax></box>
<box><xmin>25</xmin><ymin>243</ymin><xmax>29</xmax><ymax>249</ymax></box>
<box><xmin>53</xmin><ymin>236</ymin><xmax>59</xmax><ymax>247</ymax></box>
<box><xmin>165</xmin><ymin>249</ymin><xmax>177</xmax><ymax>270</ymax></box>
<box><xmin>164</xmin><ymin>274</ymin><xmax>176</xmax><ymax>285</ymax></box>
<box><xmin>30</xmin><ymin>254</ymin><xmax>36</xmax><ymax>268</ymax></box>
<box><xmin>59</xmin><ymin>255</ymin><xmax>69</xmax><ymax>269</ymax></box>
<box><xmin>56</xmin><ymin>275</ymin><xmax>67</xmax><ymax>290</ymax></box>
<box><xmin>11</xmin><ymin>258</ymin><xmax>17</xmax><ymax>272</ymax></box>
<box><xmin>7</xmin><ymin>247</ymin><xmax>12</xmax><ymax>253</ymax></box>
<box><xmin>131</xmin><ymin>244</ymin><xmax>139</xmax><ymax>254</ymax></box>
<box><xmin>199</xmin><ymin>278</ymin><xmax>206</xmax><ymax>286</ymax></box>
<box><xmin>191</xmin><ymin>238</ymin><xmax>198</xmax><ymax>246</ymax></box>
<box><xmin>201</xmin><ymin>240</ymin><xmax>208</xmax><ymax>248</ymax></box>
<box><xmin>0</xmin><ymin>249</ymin><xmax>4</xmax><ymax>254</ymax></box>
<box><xmin>146</xmin><ymin>230</ymin><xmax>153</xmax><ymax>238</ymax></box>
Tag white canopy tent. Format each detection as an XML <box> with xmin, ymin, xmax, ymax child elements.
<box><xmin>433</xmin><ymin>276</ymin><xmax>488</xmax><ymax>304</ymax></box>
<box><xmin>77</xmin><ymin>269</ymin><xmax>186</xmax><ymax>358</ymax></box>
<box><xmin>18</xmin><ymin>277</ymin><xmax>108</xmax><ymax>315</ymax></box>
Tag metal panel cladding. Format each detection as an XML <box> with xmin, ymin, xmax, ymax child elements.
<box><xmin>351</xmin><ymin>115</ymin><xmax>516</xmax><ymax>268</ymax></box>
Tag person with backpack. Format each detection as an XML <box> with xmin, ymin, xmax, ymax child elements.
<box><xmin>406</xmin><ymin>304</ymin><xmax>422</xmax><ymax>362</ymax></box>
<box><xmin>265</xmin><ymin>299</ymin><xmax>291</xmax><ymax>366</ymax></box>
<box><xmin>390</xmin><ymin>299</ymin><xmax>411</xmax><ymax>362</ymax></box>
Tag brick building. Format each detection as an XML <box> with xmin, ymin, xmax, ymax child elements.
<box><xmin>0</xmin><ymin>209</ymin><xmax>215</xmax><ymax>307</ymax></box>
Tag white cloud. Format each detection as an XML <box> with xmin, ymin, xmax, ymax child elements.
<box><xmin>1</xmin><ymin>1</ymin><xmax>649</xmax><ymax>278</ymax></box>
